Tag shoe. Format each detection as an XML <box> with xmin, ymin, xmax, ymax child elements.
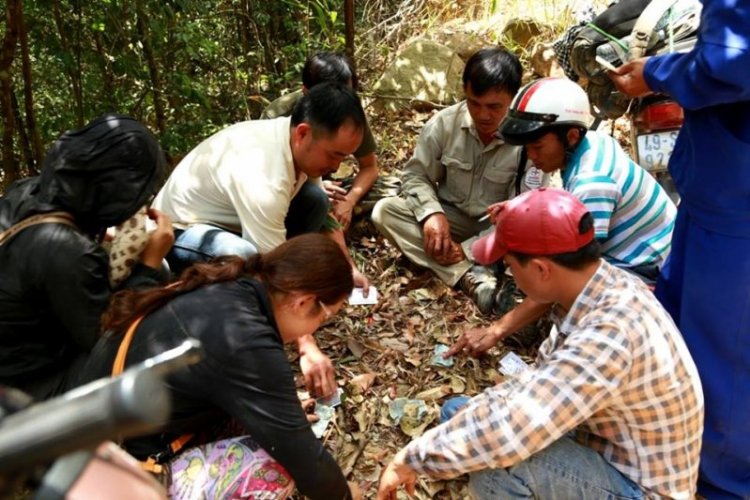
<box><xmin>493</xmin><ymin>277</ymin><xmax>523</xmax><ymax>317</ymax></box>
<box><xmin>459</xmin><ymin>265</ymin><xmax>499</xmax><ymax>315</ymax></box>
<box><xmin>493</xmin><ymin>278</ymin><xmax>546</xmax><ymax>348</ymax></box>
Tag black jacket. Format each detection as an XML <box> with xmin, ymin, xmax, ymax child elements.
<box><xmin>74</xmin><ymin>279</ymin><xmax>351</xmax><ymax>500</ymax></box>
<box><xmin>0</xmin><ymin>115</ymin><xmax>165</xmax><ymax>399</ymax></box>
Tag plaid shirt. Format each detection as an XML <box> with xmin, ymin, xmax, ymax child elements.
<box><xmin>404</xmin><ymin>261</ymin><xmax>704</xmax><ymax>499</ymax></box>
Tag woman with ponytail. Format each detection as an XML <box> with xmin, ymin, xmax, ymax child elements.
<box><xmin>74</xmin><ymin>233</ymin><xmax>359</xmax><ymax>500</ymax></box>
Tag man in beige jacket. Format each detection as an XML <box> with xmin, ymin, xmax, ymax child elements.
<box><xmin>372</xmin><ymin>47</ymin><xmax>545</xmax><ymax>313</ymax></box>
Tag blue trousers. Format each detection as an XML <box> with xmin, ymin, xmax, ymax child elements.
<box><xmin>167</xmin><ymin>182</ymin><xmax>329</xmax><ymax>274</ymax></box>
<box><xmin>656</xmin><ymin>209</ymin><xmax>750</xmax><ymax>500</ymax></box>
<box><xmin>440</xmin><ymin>397</ymin><xmax>643</xmax><ymax>500</ymax></box>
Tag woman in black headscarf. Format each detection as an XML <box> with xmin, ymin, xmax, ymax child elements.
<box><xmin>0</xmin><ymin>114</ymin><xmax>174</xmax><ymax>400</ymax></box>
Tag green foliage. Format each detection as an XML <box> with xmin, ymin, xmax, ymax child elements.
<box><xmin>1</xmin><ymin>0</ymin><xmax>357</xmax><ymax>174</ymax></box>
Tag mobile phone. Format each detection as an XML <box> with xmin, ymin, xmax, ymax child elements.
<box><xmin>595</xmin><ymin>55</ymin><xmax>619</xmax><ymax>72</ymax></box>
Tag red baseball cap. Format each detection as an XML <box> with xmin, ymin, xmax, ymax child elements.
<box><xmin>472</xmin><ymin>188</ymin><xmax>594</xmax><ymax>265</ymax></box>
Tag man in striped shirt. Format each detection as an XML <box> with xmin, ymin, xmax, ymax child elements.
<box><xmin>501</xmin><ymin>77</ymin><xmax>676</xmax><ymax>279</ymax></box>
<box><xmin>446</xmin><ymin>77</ymin><xmax>677</xmax><ymax>358</ymax></box>
<box><xmin>378</xmin><ymin>188</ymin><xmax>703</xmax><ymax>500</ymax></box>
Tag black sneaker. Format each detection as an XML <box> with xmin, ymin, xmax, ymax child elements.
<box><xmin>493</xmin><ymin>278</ymin><xmax>549</xmax><ymax>348</ymax></box>
<box><xmin>459</xmin><ymin>265</ymin><xmax>499</xmax><ymax>315</ymax></box>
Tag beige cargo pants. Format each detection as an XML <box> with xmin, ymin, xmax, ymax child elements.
<box><xmin>372</xmin><ymin>196</ymin><xmax>491</xmax><ymax>286</ymax></box>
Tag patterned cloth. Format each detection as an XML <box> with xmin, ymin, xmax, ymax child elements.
<box><xmin>108</xmin><ymin>206</ymin><xmax>149</xmax><ymax>288</ymax></box>
<box><xmin>551</xmin><ymin>3</ymin><xmax>596</xmax><ymax>81</ymax></box>
<box><xmin>403</xmin><ymin>261</ymin><xmax>704</xmax><ymax>499</ymax></box>
<box><xmin>552</xmin><ymin>25</ymin><xmax>586</xmax><ymax>81</ymax></box>
<box><xmin>564</xmin><ymin>131</ymin><xmax>677</xmax><ymax>268</ymax></box>
<box><xmin>168</xmin><ymin>436</ymin><xmax>295</xmax><ymax>500</ymax></box>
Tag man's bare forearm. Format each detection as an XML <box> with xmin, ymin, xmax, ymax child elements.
<box><xmin>346</xmin><ymin>153</ymin><xmax>379</xmax><ymax>205</ymax></box>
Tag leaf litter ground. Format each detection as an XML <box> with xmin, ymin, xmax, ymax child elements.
<box><xmin>288</xmin><ymin>108</ymin><xmax>548</xmax><ymax>499</ymax></box>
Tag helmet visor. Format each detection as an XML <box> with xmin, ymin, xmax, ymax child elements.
<box><xmin>498</xmin><ymin>115</ymin><xmax>554</xmax><ymax>145</ymax></box>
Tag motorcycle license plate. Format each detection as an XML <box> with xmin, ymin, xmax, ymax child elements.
<box><xmin>636</xmin><ymin>130</ymin><xmax>679</xmax><ymax>172</ymax></box>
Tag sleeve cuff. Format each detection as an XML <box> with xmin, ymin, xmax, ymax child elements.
<box><xmin>643</xmin><ymin>56</ymin><xmax>663</xmax><ymax>94</ymax></box>
<box><xmin>461</xmin><ymin>224</ymin><xmax>495</xmax><ymax>261</ymax></box>
<box><xmin>415</xmin><ymin>205</ymin><xmax>446</xmax><ymax>223</ymax></box>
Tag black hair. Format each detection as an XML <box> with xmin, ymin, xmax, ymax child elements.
<box><xmin>509</xmin><ymin>212</ymin><xmax>601</xmax><ymax>270</ymax></box>
<box><xmin>553</xmin><ymin>126</ymin><xmax>588</xmax><ymax>165</ymax></box>
<box><xmin>462</xmin><ymin>47</ymin><xmax>523</xmax><ymax>97</ymax></box>
<box><xmin>302</xmin><ymin>51</ymin><xmax>358</xmax><ymax>91</ymax></box>
<box><xmin>290</xmin><ymin>81</ymin><xmax>366</xmax><ymax>138</ymax></box>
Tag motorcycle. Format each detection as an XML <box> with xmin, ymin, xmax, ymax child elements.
<box><xmin>0</xmin><ymin>340</ymin><xmax>203</xmax><ymax>499</ymax></box>
<box><xmin>564</xmin><ymin>0</ymin><xmax>701</xmax><ymax>203</ymax></box>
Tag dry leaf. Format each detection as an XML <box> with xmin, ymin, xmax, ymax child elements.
<box><xmin>415</xmin><ymin>385</ymin><xmax>450</xmax><ymax>401</ymax></box>
<box><xmin>350</xmin><ymin>373</ymin><xmax>377</xmax><ymax>393</ymax></box>
<box><xmin>380</xmin><ymin>338</ymin><xmax>410</xmax><ymax>352</ymax></box>
<box><xmin>347</xmin><ymin>339</ymin><xmax>365</xmax><ymax>358</ymax></box>
<box><xmin>449</xmin><ymin>376</ymin><xmax>466</xmax><ymax>394</ymax></box>
<box><xmin>400</xmin><ymin>406</ymin><xmax>436</xmax><ymax>437</ymax></box>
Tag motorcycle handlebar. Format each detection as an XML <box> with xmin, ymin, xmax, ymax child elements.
<box><xmin>0</xmin><ymin>339</ymin><xmax>203</xmax><ymax>473</ymax></box>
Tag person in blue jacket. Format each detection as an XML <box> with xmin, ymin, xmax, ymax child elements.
<box><xmin>609</xmin><ymin>1</ymin><xmax>750</xmax><ymax>498</ymax></box>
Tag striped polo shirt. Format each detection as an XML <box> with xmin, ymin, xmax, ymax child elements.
<box><xmin>563</xmin><ymin>132</ymin><xmax>677</xmax><ymax>268</ymax></box>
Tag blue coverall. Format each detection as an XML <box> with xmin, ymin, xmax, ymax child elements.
<box><xmin>644</xmin><ymin>0</ymin><xmax>750</xmax><ymax>497</ymax></box>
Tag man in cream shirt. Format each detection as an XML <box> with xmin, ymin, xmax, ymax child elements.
<box><xmin>154</xmin><ymin>82</ymin><xmax>365</xmax><ymax>268</ymax></box>
<box><xmin>153</xmin><ymin>82</ymin><xmax>367</xmax><ymax>398</ymax></box>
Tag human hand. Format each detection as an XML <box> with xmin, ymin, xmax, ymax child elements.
<box><xmin>433</xmin><ymin>241</ymin><xmax>465</xmax><ymax>266</ymax></box>
<box><xmin>333</xmin><ymin>199</ymin><xmax>354</xmax><ymax>230</ymax></box>
<box><xmin>300</xmin><ymin>398</ymin><xmax>319</xmax><ymax>423</ymax></box>
<box><xmin>608</xmin><ymin>58</ymin><xmax>652</xmax><ymax>98</ymax></box>
<box><xmin>141</xmin><ymin>209</ymin><xmax>174</xmax><ymax>269</ymax></box>
<box><xmin>445</xmin><ymin>326</ymin><xmax>502</xmax><ymax>358</ymax></box>
<box><xmin>352</xmin><ymin>267</ymin><xmax>370</xmax><ymax>297</ymax></box>
<box><xmin>486</xmin><ymin>201</ymin><xmax>507</xmax><ymax>225</ymax></box>
<box><xmin>300</xmin><ymin>345</ymin><xmax>337</xmax><ymax>397</ymax></box>
<box><xmin>422</xmin><ymin>213</ymin><xmax>453</xmax><ymax>261</ymax></box>
<box><xmin>377</xmin><ymin>452</ymin><xmax>417</xmax><ymax>500</ymax></box>
<box><xmin>349</xmin><ymin>481</ymin><xmax>364</xmax><ymax>500</ymax></box>
<box><xmin>323</xmin><ymin>180</ymin><xmax>348</xmax><ymax>204</ymax></box>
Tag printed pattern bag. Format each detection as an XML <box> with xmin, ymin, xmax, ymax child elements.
<box><xmin>108</xmin><ymin>206</ymin><xmax>150</xmax><ymax>288</ymax></box>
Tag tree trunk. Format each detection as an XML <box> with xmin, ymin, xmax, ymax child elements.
<box><xmin>345</xmin><ymin>0</ymin><xmax>355</xmax><ymax>69</ymax></box>
<box><xmin>51</xmin><ymin>0</ymin><xmax>84</xmax><ymax>127</ymax></box>
<box><xmin>17</xmin><ymin>0</ymin><xmax>44</xmax><ymax>171</ymax></box>
<box><xmin>136</xmin><ymin>7</ymin><xmax>166</xmax><ymax>135</ymax></box>
<box><xmin>11</xmin><ymin>87</ymin><xmax>34</xmax><ymax>176</ymax></box>
<box><xmin>1</xmin><ymin>0</ymin><xmax>21</xmax><ymax>190</ymax></box>
<box><xmin>93</xmin><ymin>31</ymin><xmax>116</xmax><ymax>111</ymax></box>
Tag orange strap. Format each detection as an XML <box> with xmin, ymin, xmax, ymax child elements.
<box><xmin>112</xmin><ymin>314</ymin><xmax>194</xmax><ymax>472</ymax></box>
<box><xmin>140</xmin><ymin>457</ymin><xmax>164</xmax><ymax>474</ymax></box>
<box><xmin>111</xmin><ymin>315</ymin><xmax>145</xmax><ymax>377</ymax></box>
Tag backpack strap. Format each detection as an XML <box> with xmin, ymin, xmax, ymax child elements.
<box><xmin>0</xmin><ymin>211</ymin><xmax>79</xmax><ymax>247</ymax></box>
<box><xmin>630</xmin><ymin>0</ymin><xmax>679</xmax><ymax>59</ymax></box>
<box><xmin>112</xmin><ymin>314</ymin><xmax>194</xmax><ymax>474</ymax></box>
<box><xmin>514</xmin><ymin>148</ymin><xmax>528</xmax><ymax>196</ymax></box>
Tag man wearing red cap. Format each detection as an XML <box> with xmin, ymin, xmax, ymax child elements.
<box><xmin>378</xmin><ymin>188</ymin><xmax>703</xmax><ymax>500</ymax></box>
<box><xmin>446</xmin><ymin>76</ymin><xmax>677</xmax><ymax>357</ymax></box>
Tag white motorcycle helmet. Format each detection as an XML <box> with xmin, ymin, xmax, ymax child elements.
<box><xmin>499</xmin><ymin>77</ymin><xmax>593</xmax><ymax>145</ymax></box>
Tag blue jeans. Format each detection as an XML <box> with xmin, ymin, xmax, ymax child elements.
<box><xmin>167</xmin><ymin>182</ymin><xmax>329</xmax><ymax>273</ymax></box>
<box><xmin>440</xmin><ymin>397</ymin><xmax>644</xmax><ymax>500</ymax></box>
